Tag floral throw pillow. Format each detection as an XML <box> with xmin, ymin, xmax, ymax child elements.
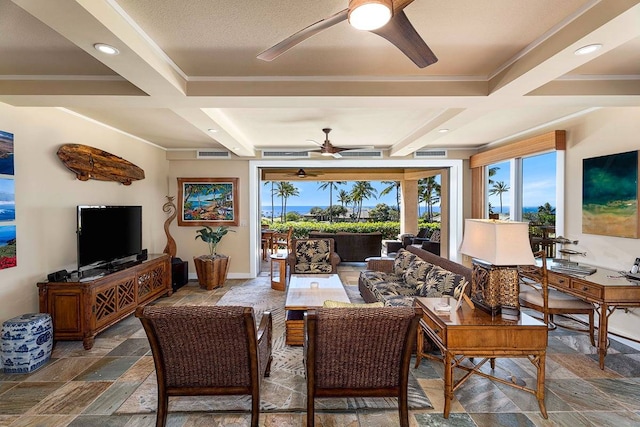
<box><xmin>403</xmin><ymin>258</ymin><xmax>435</xmax><ymax>288</ymax></box>
<box><xmin>393</xmin><ymin>249</ymin><xmax>418</xmax><ymax>276</ymax></box>
<box><xmin>417</xmin><ymin>265</ymin><xmax>468</xmax><ymax>298</ymax></box>
<box><xmin>295</xmin><ymin>239</ymin><xmax>331</xmax><ymax>264</ymax></box>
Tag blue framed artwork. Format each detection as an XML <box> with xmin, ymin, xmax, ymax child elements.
<box><xmin>0</xmin><ymin>130</ymin><xmax>14</xmax><ymax>176</ymax></box>
<box><xmin>583</xmin><ymin>150</ymin><xmax>639</xmax><ymax>238</ymax></box>
<box><xmin>0</xmin><ymin>179</ymin><xmax>15</xmax><ymax>222</ymax></box>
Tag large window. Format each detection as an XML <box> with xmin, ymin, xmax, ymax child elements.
<box><xmin>486</xmin><ymin>161</ymin><xmax>510</xmax><ymax>218</ymax></box>
<box><xmin>523</xmin><ymin>152</ymin><xmax>556</xmax><ymax>222</ymax></box>
<box><xmin>485</xmin><ymin>152</ymin><xmax>557</xmax><ymax>223</ymax></box>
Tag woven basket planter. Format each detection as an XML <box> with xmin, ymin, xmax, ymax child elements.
<box><xmin>193</xmin><ymin>255</ymin><xmax>230</xmax><ymax>290</ymax></box>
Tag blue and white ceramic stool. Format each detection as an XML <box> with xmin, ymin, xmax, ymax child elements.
<box><xmin>1</xmin><ymin>313</ymin><xmax>53</xmax><ymax>373</ymax></box>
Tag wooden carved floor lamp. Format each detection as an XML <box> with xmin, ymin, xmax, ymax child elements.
<box><xmin>163</xmin><ymin>196</ymin><xmax>189</xmax><ymax>290</ymax></box>
<box><xmin>162</xmin><ymin>196</ymin><xmax>177</xmax><ymax>257</ymax></box>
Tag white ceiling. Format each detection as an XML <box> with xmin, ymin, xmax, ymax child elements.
<box><xmin>1</xmin><ymin>0</ymin><xmax>638</xmax><ymax>157</ymax></box>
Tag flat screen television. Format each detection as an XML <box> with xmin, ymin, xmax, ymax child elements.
<box><xmin>77</xmin><ymin>205</ymin><xmax>142</xmax><ymax>271</ymax></box>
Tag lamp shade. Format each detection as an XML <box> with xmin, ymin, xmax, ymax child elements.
<box><xmin>459</xmin><ymin>219</ymin><xmax>535</xmax><ymax>266</ymax></box>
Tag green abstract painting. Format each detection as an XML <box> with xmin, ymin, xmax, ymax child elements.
<box><xmin>583</xmin><ymin>150</ymin><xmax>639</xmax><ymax>238</ymax></box>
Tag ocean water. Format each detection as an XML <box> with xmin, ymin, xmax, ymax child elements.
<box><xmin>0</xmin><ymin>204</ymin><xmax>15</xmax><ymax>221</ymax></box>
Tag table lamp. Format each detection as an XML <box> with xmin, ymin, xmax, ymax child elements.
<box><xmin>459</xmin><ymin>219</ymin><xmax>536</xmax><ymax>320</ymax></box>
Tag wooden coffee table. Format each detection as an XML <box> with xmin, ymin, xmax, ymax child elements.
<box><xmin>414</xmin><ymin>297</ymin><xmax>549</xmax><ymax>419</ymax></box>
<box><xmin>284</xmin><ymin>274</ymin><xmax>350</xmax><ymax>345</ymax></box>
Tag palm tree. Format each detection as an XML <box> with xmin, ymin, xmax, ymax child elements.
<box><xmin>275</xmin><ymin>182</ymin><xmax>299</xmax><ymax>221</ymax></box>
<box><xmin>418</xmin><ymin>177</ymin><xmax>441</xmax><ymax>221</ymax></box>
<box><xmin>337</xmin><ymin>189</ymin><xmax>351</xmax><ymax>209</ymax></box>
<box><xmin>380</xmin><ymin>181</ymin><xmax>401</xmax><ymax>212</ymax></box>
<box><xmin>263</xmin><ymin>181</ymin><xmax>276</xmax><ymax>223</ymax></box>
<box><xmin>317</xmin><ymin>181</ymin><xmax>345</xmax><ymax>223</ymax></box>
<box><xmin>488</xmin><ymin>166</ymin><xmax>499</xmax><ymax>185</ymax></box>
<box><xmin>489</xmin><ymin>181</ymin><xmax>510</xmax><ymax>214</ymax></box>
<box><xmin>349</xmin><ymin>181</ymin><xmax>377</xmax><ymax>221</ymax></box>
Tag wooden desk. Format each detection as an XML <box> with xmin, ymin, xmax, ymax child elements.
<box><xmin>414</xmin><ymin>297</ymin><xmax>548</xmax><ymax>419</ymax></box>
<box><xmin>547</xmin><ymin>265</ymin><xmax>640</xmax><ymax>369</ymax></box>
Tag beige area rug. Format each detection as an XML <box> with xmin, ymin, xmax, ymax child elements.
<box><xmin>116</xmin><ymin>277</ymin><xmax>432</xmax><ymax>414</ymax></box>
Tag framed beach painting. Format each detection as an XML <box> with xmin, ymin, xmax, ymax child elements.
<box><xmin>178</xmin><ymin>177</ymin><xmax>239</xmax><ymax>226</ymax></box>
<box><xmin>582</xmin><ymin>150</ymin><xmax>639</xmax><ymax>238</ymax></box>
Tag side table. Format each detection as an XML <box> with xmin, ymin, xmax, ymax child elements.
<box><xmin>270</xmin><ymin>254</ymin><xmax>287</xmax><ymax>291</ymax></box>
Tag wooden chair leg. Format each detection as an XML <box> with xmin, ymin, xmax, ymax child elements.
<box><xmin>307</xmin><ymin>395</ymin><xmax>315</xmax><ymax>427</ymax></box>
<box><xmin>588</xmin><ymin>311</ymin><xmax>596</xmax><ymax>346</ymax></box>
<box><xmin>251</xmin><ymin>391</ymin><xmax>259</xmax><ymax>427</ymax></box>
<box><xmin>399</xmin><ymin>384</ymin><xmax>410</xmax><ymax>427</ymax></box>
<box><xmin>157</xmin><ymin>393</ymin><xmax>168</xmax><ymax>427</ymax></box>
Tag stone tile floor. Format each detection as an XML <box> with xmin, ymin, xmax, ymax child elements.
<box><xmin>1</xmin><ymin>262</ymin><xmax>640</xmax><ymax>426</ymax></box>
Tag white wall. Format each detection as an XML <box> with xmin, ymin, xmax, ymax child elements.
<box><xmin>564</xmin><ymin>107</ymin><xmax>640</xmax><ymax>339</ymax></box>
<box><xmin>168</xmin><ymin>160</ymin><xmax>251</xmax><ymax>277</ymax></box>
<box><xmin>0</xmin><ymin>103</ymin><xmax>168</xmax><ymax>324</ymax></box>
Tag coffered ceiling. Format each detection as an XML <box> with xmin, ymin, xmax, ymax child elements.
<box><xmin>1</xmin><ymin>0</ymin><xmax>638</xmax><ymax>158</ymax></box>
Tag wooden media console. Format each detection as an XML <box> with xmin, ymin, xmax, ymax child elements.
<box><xmin>37</xmin><ymin>254</ymin><xmax>171</xmax><ymax>350</ymax></box>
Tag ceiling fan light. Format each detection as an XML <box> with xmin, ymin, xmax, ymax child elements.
<box><xmin>348</xmin><ymin>0</ymin><xmax>392</xmax><ymax>31</ymax></box>
<box><xmin>321</xmin><ymin>152</ymin><xmax>333</xmax><ymax>157</ymax></box>
<box><xmin>296</xmin><ymin>169</ymin><xmax>307</xmax><ymax>178</ymax></box>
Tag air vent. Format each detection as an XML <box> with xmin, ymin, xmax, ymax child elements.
<box><xmin>261</xmin><ymin>150</ymin><xmax>310</xmax><ymax>159</ymax></box>
<box><xmin>196</xmin><ymin>150</ymin><xmax>231</xmax><ymax>159</ymax></box>
<box><xmin>339</xmin><ymin>150</ymin><xmax>383</xmax><ymax>158</ymax></box>
<box><xmin>414</xmin><ymin>149</ymin><xmax>448</xmax><ymax>158</ymax></box>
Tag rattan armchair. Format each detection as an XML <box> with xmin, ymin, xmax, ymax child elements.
<box><xmin>304</xmin><ymin>307</ymin><xmax>421</xmax><ymax>427</ymax></box>
<box><xmin>287</xmin><ymin>238</ymin><xmax>340</xmax><ymax>274</ymax></box>
<box><xmin>519</xmin><ymin>251</ymin><xmax>595</xmax><ymax>345</ymax></box>
<box><xmin>135</xmin><ymin>305</ymin><xmax>272</xmax><ymax>427</ymax></box>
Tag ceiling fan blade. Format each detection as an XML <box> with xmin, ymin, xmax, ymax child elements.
<box><xmin>257</xmin><ymin>9</ymin><xmax>349</xmax><ymax>61</ymax></box>
<box><xmin>392</xmin><ymin>0</ymin><xmax>417</xmax><ymax>14</ymax></box>
<box><xmin>370</xmin><ymin>10</ymin><xmax>438</xmax><ymax>68</ymax></box>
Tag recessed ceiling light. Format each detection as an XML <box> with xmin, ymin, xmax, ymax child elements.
<box><xmin>93</xmin><ymin>43</ymin><xmax>119</xmax><ymax>55</ymax></box>
<box><xmin>207</xmin><ymin>128</ymin><xmax>218</xmax><ymax>133</ymax></box>
<box><xmin>232</xmin><ymin>147</ymin><xmax>239</xmax><ymax>151</ymax></box>
<box><xmin>438</xmin><ymin>128</ymin><xmax>449</xmax><ymax>133</ymax></box>
<box><xmin>574</xmin><ymin>44</ymin><xmax>602</xmax><ymax>56</ymax></box>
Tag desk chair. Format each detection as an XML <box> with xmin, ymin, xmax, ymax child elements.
<box><xmin>519</xmin><ymin>251</ymin><xmax>595</xmax><ymax>346</ymax></box>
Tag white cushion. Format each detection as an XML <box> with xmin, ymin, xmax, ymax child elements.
<box><xmin>519</xmin><ymin>288</ymin><xmax>594</xmax><ymax>310</ymax></box>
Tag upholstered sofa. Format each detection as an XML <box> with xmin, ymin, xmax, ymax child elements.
<box><xmin>308</xmin><ymin>231</ymin><xmax>382</xmax><ymax>262</ymax></box>
<box><xmin>358</xmin><ymin>245</ymin><xmax>471</xmax><ymax>307</ymax></box>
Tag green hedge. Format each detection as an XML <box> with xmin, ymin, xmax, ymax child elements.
<box><xmin>267</xmin><ymin>221</ymin><xmax>440</xmax><ymax>240</ymax></box>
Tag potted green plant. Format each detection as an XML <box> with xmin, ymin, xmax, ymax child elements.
<box><xmin>193</xmin><ymin>225</ymin><xmax>235</xmax><ymax>290</ymax></box>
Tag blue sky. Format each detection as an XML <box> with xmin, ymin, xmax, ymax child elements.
<box><xmin>262</xmin><ymin>153</ymin><xmax>556</xmax><ymax>209</ymax></box>
<box><xmin>488</xmin><ymin>152</ymin><xmax>556</xmax><ymax>210</ymax></box>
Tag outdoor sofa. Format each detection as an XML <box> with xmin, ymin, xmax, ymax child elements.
<box><xmin>308</xmin><ymin>231</ymin><xmax>382</xmax><ymax>262</ymax></box>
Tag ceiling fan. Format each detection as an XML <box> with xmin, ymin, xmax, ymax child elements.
<box><xmin>257</xmin><ymin>0</ymin><xmax>437</xmax><ymax>68</ymax></box>
<box><xmin>288</xmin><ymin>168</ymin><xmax>320</xmax><ymax>178</ymax></box>
<box><xmin>306</xmin><ymin>128</ymin><xmax>373</xmax><ymax>159</ymax></box>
